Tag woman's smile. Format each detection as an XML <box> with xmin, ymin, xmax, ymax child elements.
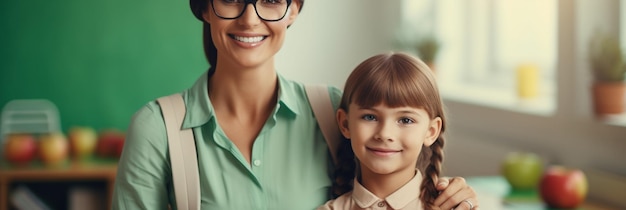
<box><xmin>230</xmin><ymin>35</ymin><xmax>266</xmax><ymax>43</ymax></box>
<box><xmin>229</xmin><ymin>34</ymin><xmax>267</xmax><ymax>47</ymax></box>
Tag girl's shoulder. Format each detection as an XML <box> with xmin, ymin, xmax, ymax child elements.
<box><xmin>316</xmin><ymin>192</ymin><xmax>354</xmax><ymax>210</ymax></box>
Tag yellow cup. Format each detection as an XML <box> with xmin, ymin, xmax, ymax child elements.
<box><xmin>517</xmin><ymin>64</ymin><xmax>539</xmax><ymax>99</ymax></box>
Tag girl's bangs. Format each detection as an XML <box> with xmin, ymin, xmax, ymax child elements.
<box><xmin>350</xmin><ymin>59</ymin><xmax>433</xmax><ymax>110</ymax></box>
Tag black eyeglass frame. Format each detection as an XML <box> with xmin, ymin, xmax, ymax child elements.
<box><xmin>209</xmin><ymin>0</ymin><xmax>293</xmax><ymax>22</ymax></box>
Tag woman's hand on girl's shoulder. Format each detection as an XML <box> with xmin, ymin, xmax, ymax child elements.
<box><xmin>434</xmin><ymin>177</ymin><xmax>478</xmax><ymax>210</ymax></box>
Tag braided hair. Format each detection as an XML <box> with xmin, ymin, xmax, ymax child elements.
<box><xmin>332</xmin><ymin>52</ymin><xmax>446</xmax><ymax>209</ymax></box>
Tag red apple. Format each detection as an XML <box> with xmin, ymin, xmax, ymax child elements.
<box><xmin>38</xmin><ymin>132</ymin><xmax>69</xmax><ymax>167</ymax></box>
<box><xmin>539</xmin><ymin>166</ymin><xmax>588</xmax><ymax>208</ymax></box>
<box><xmin>68</xmin><ymin>126</ymin><xmax>98</xmax><ymax>160</ymax></box>
<box><xmin>96</xmin><ymin>129</ymin><xmax>125</xmax><ymax>158</ymax></box>
<box><xmin>3</xmin><ymin>133</ymin><xmax>38</xmax><ymax>166</ymax></box>
<box><xmin>501</xmin><ymin>152</ymin><xmax>544</xmax><ymax>190</ymax></box>
<box><xmin>114</xmin><ymin>138</ymin><xmax>125</xmax><ymax>158</ymax></box>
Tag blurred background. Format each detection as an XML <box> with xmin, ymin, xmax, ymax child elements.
<box><xmin>1</xmin><ymin>0</ymin><xmax>625</xmax><ymax>209</ymax></box>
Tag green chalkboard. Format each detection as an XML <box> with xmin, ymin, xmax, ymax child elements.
<box><xmin>0</xmin><ymin>0</ymin><xmax>208</xmax><ymax>133</ymax></box>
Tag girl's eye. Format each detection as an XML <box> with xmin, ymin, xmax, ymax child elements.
<box><xmin>361</xmin><ymin>114</ymin><xmax>376</xmax><ymax>121</ymax></box>
<box><xmin>399</xmin><ymin>117</ymin><xmax>415</xmax><ymax>124</ymax></box>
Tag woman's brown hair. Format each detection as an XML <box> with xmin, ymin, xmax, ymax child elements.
<box><xmin>333</xmin><ymin>52</ymin><xmax>446</xmax><ymax>209</ymax></box>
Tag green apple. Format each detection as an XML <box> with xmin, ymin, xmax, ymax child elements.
<box><xmin>69</xmin><ymin>126</ymin><xmax>98</xmax><ymax>160</ymax></box>
<box><xmin>501</xmin><ymin>152</ymin><xmax>544</xmax><ymax>190</ymax></box>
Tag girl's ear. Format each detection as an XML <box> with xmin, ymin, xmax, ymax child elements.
<box><xmin>336</xmin><ymin>109</ymin><xmax>351</xmax><ymax>139</ymax></box>
<box><xmin>424</xmin><ymin>117</ymin><xmax>442</xmax><ymax>147</ymax></box>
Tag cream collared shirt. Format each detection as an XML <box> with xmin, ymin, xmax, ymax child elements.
<box><xmin>318</xmin><ymin>171</ymin><xmax>424</xmax><ymax>210</ymax></box>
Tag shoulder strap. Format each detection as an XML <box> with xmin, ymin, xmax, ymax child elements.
<box><xmin>305</xmin><ymin>84</ymin><xmax>341</xmax><ymax>165</ymax></box>
<box><xmin>157</xmin><ymin>94</ymin><xmax>200</xmax><ymax>210</ymax></box>
<box><xmin>156</xmin><ymin>86</ymin><xmax>338</xmax><ymax>209</ymax></box>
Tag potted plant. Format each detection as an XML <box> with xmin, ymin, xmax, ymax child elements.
<box><xmin>415</xmin><ymin>36</ymin><xmax>441</xmax><ymax>72</ymax></box>
<box><xmin>588</xmin><ymin>33</ymin><xmax>626</xmax><ymax>116</ymax></box>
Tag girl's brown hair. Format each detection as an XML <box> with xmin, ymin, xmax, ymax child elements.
<box><xmin>333</xmin><ymin>52</ymin><xmax>446</xmax><ymax>209</ymax></box>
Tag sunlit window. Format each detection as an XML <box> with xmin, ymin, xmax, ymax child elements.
<box><xmin>400</xmin><ymin>0</ymin><xmax>558</xmax><ymax>115</ymax></box>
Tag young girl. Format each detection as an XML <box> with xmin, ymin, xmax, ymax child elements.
<box><xmin>319</xmin><ymin>52</ymin><xmax>475</xmax><ymax>210</ymax></box>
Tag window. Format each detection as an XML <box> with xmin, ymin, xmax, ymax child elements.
<box><xmin>400</xmin><ymin>0</ymin><xmax>558</xmax><ymax>115</ymax></box>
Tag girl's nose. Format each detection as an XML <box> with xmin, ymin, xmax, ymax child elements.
<box><xmin>374</xmin><ymin>122</ymin><xmax>394</xmax><ymax>142</ymax></box>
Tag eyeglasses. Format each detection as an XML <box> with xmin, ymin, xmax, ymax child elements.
<box><xmin>210</xmin><ymin>0</ymin><xmax>293</xmax><ymax>22</ymax></box>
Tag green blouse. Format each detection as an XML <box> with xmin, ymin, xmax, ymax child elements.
<box><xmin>112</xmin><ymin>71</ymin><xmax>342</xmax><ymax>210</ymax></box>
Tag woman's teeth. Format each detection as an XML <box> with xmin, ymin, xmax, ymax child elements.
<box><xmin>234</xmin><ymin>36</ymin><xmax>264</xmax><ymax>43</ymax></box>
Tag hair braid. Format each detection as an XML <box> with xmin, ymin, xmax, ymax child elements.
<box><xmin>331</xmin><ymin>137</ymin><xmax>356</xmax><ymax>198</ymax></box>
<box><xmin>420</xmin><ymin>135</ymin><xmax>445</xmax><ymax>210</ymax></box>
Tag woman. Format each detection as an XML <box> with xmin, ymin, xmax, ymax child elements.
<box><xmin>112</xmin><ymin>1</ymin><xmax>478</xmax><ymax>209</ymax></box>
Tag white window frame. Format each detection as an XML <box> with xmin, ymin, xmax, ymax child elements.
<box><xmin>400</xmin><ymin>0</ymin><xmax>559</xmax><ymax>116</ymax></box>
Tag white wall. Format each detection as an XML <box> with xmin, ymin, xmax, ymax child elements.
<box><xmin>276</xmin><ymin>1</ymin><xmax>402</xmax><ymax>89</ymax></box>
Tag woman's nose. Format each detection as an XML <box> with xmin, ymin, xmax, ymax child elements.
<box><xmin>238</xmin><ymin>4</ymin><xmax>261</xmax><ymax>26</ymax></box>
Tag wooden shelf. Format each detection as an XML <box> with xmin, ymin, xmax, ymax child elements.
<box><xmin>0</xmin><ymin>159</ymin><xmax>117</xmax><ymax>210</ymax></box>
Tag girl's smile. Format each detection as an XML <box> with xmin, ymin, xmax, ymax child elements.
<box><xmin>367</xmin><ymin>146</ymin><xmax>402</xmax><ymax>157</ymax></box>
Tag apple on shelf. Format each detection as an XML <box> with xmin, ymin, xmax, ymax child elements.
<box><xmin>501</xmin><ymin>152</ymin><xmax>544</xmax><ymax>191</ymax></box>
<box><xmin>540</xmin><ymin>165</ymin><xmax>588</xmax><ymax>209</ymax></box>
<box><xmin>38</xmin><ymin>132</ymin><xmax>70</xmax><ymax>167</ymax></box>
<box><xmin>68</xmin><ymin>126</ymin><xmax>98</xmax><ymax>160</ymax></box>
<box><xmin>96</xmin><ymin>129</ymin><xmax>125</xmax><ymax>159</ymax></box>
<box><xmin>3</xmin><ymin>133</ymin><xmax>38</xmax><ymax>167</ymax></box>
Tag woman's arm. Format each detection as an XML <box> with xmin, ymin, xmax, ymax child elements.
<box><xmin>111</xmin><ymin>103</ymin><xmax>172</xmax><ymax>210</ymax></box>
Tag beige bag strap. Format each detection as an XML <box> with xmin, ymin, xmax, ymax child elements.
<box><xmin>157</xmin><ymin>94</ymin><xmax>200</xmax><ymax>210</ymax></box>
<box><xmin>305</xmin><ymin>84</ymin><xmax>340</xmax><ymax>165</ymax></box>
